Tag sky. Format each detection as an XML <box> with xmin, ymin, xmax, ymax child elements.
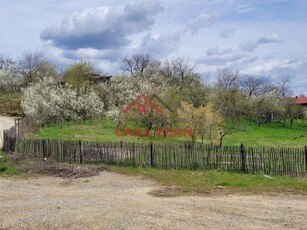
<box><xmin>1</xmin><ymin>0</ymin><xmax>307</xmax><ymax>94</ymax></box>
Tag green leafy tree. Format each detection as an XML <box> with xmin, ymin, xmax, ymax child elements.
<box><xmin>63</xmin><ymin>61</ymin><xmax>95</xmax><ymax>89</ymax></box>
<box><xmin>178</xmin><ymin>101</ymin><xmax>223</xmax><ymax>144</ymax></box>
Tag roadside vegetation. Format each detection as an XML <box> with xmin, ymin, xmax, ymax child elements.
<box><xmin>1</xmin><ymin>149</ymin><xmax>307</xmax><ymax>195</ymax></box>
<box><xmin>109</xmin><ymin>166</ymin><xmax>307</xmax><ymax>194</ymax></box>
<box><xmin>0</xmin><ymin>150</ymin><xmax>19</xmax><ymax>176</ymax></box>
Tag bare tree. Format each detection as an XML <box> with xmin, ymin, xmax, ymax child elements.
<box><xmin>160</xmin><ymin>57</ymin><xmax>196</xmax><ymax>87</ymax></box>
<box><xmin>172</xmin><ymin>57</ymin><xmax>195</xmax><ymax>83</ymax></box>
<box><xmin>276</xmin><ymin>76</ymin><xmax>292</xmax><ymax>97</ymax></box>
<box><xmin>160</xmin><ymin>59</ymin><xmax>174</xmax><ymax>81</ymax></box>
<box><xmin>121</xmin><ymin>54</ymin><xmax>160</xmax><ymax>78</ymax></box>
<box><xmin>217</xmin><ymin>68</ymin><xmax>240</xmax><ymax>91</ymax></box>
<box><xmin>17</xmin><ymin>51</ymin><xmax>57</xmax><ymax>85</ymax></box>
<box><xmin>0</xmin><ymin>55</ymin><xmax>15</xmax><ymax>73</ymax></box>
<box><xmin>239</xmin><ymin>74</ymin><xmax>269</xmax><ymax>98</ymax></box>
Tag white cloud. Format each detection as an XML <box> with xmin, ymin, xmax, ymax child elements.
<box><xmin>62</xmin><ymin>48</ymin><xmax>122</xmax><ymax>61</ymax></box>
<box><xmin>138</xmin><ymin>10</ymin><xmax>227</xmax><ymax>57</ymax></box>
<box><xmin>219</xmin><ymin>28</ymin><xmax>236</xmax><ymax>39</ymax></box>
<box><xmin>40</xmin><ymin>1</ymin><xmax>163</xmax><ymax>50</ymax></box>
<box><xmin>198</xmin><ymin>51</ymin><xmax>245</xmax><ymax>66</ymax></box>
<box><xmin>258</xmin><ymin>33</ymin><xmax>284</xmax><ymax>44</ymax></box>
<box><xmin>239</xmin><ymin>33</ymin><xmax>284</xmax><ymax>52</ymax></box>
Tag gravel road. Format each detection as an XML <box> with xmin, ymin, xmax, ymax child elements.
<box><xmin>0</xmin><ymin>116</ymin><xmax>15</xmax><ymax>149</ymax></box>
<box><xmin>0</xmin><ymin>172</ymin><xmax>306</xmax><ymax>230</ymax></box>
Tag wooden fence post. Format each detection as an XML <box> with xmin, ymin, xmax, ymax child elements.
<box><xmin>240</xmin><ymin>143</ymin><xmax>246</xmax><ymax>173</ymax></box>
<box><xmin>14</xmin><ymin>119</ymin><xmax>17</xmax><ymax>139</ymax></box>
<box><xmin>149</xmin><ymin>142</ymin><xmax>154</xmax><ymax>167</ymax></box>
<box><xmin>305</xmin><ymin>145</ymin><xmax>307</xmax><ymax>174</ymax></box>
<box><xmin>79</xmin><ymin>140</ymin><xmax>83</xmax><ymax>164</ymax></box>
<box><xmin>42</xmin><ymin>139</ymin><xmax>46</xmax><ymax>158</ymax></box>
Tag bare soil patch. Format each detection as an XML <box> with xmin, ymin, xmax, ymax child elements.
<box><xmin>6</xmin><ymin>153</ymin><xmax>106</xmax><ymax>178</ymax></box>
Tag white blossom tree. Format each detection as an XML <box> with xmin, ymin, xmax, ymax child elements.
<box><xmin>21</xmin><ymin>77</ymin><xmax>104</xmax><ymax>124</ymax></box>
<box><xmin>0</xmin><ymin>71</ymin><xmax>24</xmax><ymax>92</ymax></box>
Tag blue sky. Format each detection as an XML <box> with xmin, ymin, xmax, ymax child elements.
<box><xmin>1</xmin><ymin>0</ymin><xmax>307</xmax><ymax>94</ymax></box>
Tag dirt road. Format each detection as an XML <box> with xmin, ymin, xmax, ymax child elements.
<box><xmin>0</xmin><ymin>116</ymin><xmax>15</xmax><ymax>149</ymax></box>
<box><xmin>0</xmin><ymin>172</ymin><xmax>306</xmax><ymax>230</ymax></box>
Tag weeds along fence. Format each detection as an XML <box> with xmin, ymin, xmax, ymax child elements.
<box><xmin>13</xmin><ymin>138</ymin><xmax>307</xmax><ymax>177</ymax></box>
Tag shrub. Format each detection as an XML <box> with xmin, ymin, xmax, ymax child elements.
<box><xmin>21</xmin><ymin>77</ymin><xmax>104</xmax><ymax>124</ymax></box>
<box><xmin>0</xmin><ymin>71</ymin><xmax>24</xmax><ymax>92</ymax></box>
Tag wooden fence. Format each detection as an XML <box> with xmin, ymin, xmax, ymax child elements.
<box><xmin>13</xmin><ymin>138</ymin><xmax>307</xmax><ymax>177</ymax></box>
<box><xmin>3</xmin><ymin>119</ymin><xmax>307</xmax><ymax>176</ymax></box>
<box><xmin>2</xmin><ymin>118</ymin><xmax>32</xmax><ymax>152</ymax></box>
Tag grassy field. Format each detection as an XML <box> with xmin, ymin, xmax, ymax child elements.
<box><xmin>29</xmin><ymin>118</ymin><xmax>307</xmax><ymax>147</ymax></box>
<box><xmin>224</xmin><ymin>120</ymin><xmax>307</xmax><ymax>147</ymax></box>
<box><xmin>109</xmin><ymin>166</ymin><xmax>307</xmax><ymax>194</ymax></box>
<box><xmin>29</xmin><ymin>119</ymin><xmax>192</xmax><ymax>144</ymax></box>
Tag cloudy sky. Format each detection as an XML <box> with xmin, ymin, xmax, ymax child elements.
<box><xmin>1</xmin><ymin>0</ymin><xmax>307</xmax><ymax>94</ymax></box>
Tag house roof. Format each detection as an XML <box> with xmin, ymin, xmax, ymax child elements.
<box><xmin>86</xmin><ymin>73</ymin><xmax>112</xmax><ymax>80</ymax></box>
<box><xmin>295</xmin><ymin>97</ymin><xmax>307</xmax><ymax>104</ymax></box>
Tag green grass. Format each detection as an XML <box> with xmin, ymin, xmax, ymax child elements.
<box><xmin>109</xmin><ymin>166</ymin><xmax>307</xmax><ymax>194</ymax></box>
<box><xmin>29</xmin><ymin>119</ymin><xmax>192</xmax><ymax>144</ymax></box>
<box><xmin>223</xmin><ymin>120</ymin><xmax>307</xmax><ymax>147</ymax></box>
<box><xmin>29</xmin><ymin>118</ymin><xmax>307</xmax><ymax>147</ymax></box>
<box><xmin>0</xmin><ymin>150</ymin><xmax>19</xmax><ymax>176</ymax></box>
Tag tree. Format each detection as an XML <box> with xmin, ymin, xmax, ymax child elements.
<box><xmin>213</xmin><ymin>87</ymin><xmax>246</xmax><ymax>128</ymax></box>
<box><xmin>179</xmin><ymin>76</ymin><xmax>210</xmax><ymax>107</ymax></box>
<box><xmin>177</xmin><ymin>102</ymin><xmax>198</xmax><ymax>142</ymax></box>
<box><xmin>160</xmin><ymin>57</ymin><xmax>208</xmax><ymax>106</ymax></box>
<box><xmin>21</xmin><ymin>78</ymin><xmax>104</xmax><ymax>125</ymax></box>
<box><xmin>160</xmin><ymin>57</ymin><xmax>196</xmax><ymax>87</ymax></box>
<box><xmin>197</xmin><ymin>102</ymin><xmax>223</xmax><ymax>145</ymax></box>
<box><xmin>0</xmin><ymin>55</ymin><xmax>15</xmax><ymax>73</ymax></box>
<box><xmin>217</xmin><ymin>68</ymin><xmax>240</xmax><ymax>91</ymax></box>
<box><xmin>178</xmin><ymin>101</ymin><xmax>223</xmax><ymax>144</ymax></box>
<box><xmin>63</xmin><ymin>60</ymin><xmax>95</xmax><ymax>89</ymax></box>
<box><xmin>121</xmin><ymin>54</ymin><xmax>160</xmax><ymax>79</ymax></box>
<box><xmin>276</xmin><ymin>76</ymin><xmax>292</xmax><ymax>97</ymax></box>
<box><xmin>249</xmin><ymin>94</ymin><xmax>278</xmax><ymax>126</ymax></box>
<box><xmin>283</xmin><ymin>98</ymin><xmax>303</xmax><ymax>128</ymax></box>
<box><xmin>17</xmin><ymin>52</ymin><xmax>57</xmax><ymax>85</ymax></box>
<box><xmin>101</xmin><ymin>75</ymin><xmax>162</xmax><ymax>123</ymax></box>
<box><xmin>0</xmin><ymin>71</ymin><xmax>24</xmax><ymax>92</ymax></box>
<box><xmin>239</xmin><ymin>74</ymin><xmax>269</xmax><ymax>98</ymax></box>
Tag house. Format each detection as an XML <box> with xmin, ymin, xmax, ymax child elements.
<box><xmin>57</xmin><ymin>73</ymin><xmax>112</xmax><ymax>86</ymax></box>
<box><xmin>295</xmin><ymin>96</ymin><xmax>307</xmax><ymax>107</ymax></box>
<box><xmin>85</xmin><ymin>73</ymin><xmax>112</xmax><ymax>84</ymax></box>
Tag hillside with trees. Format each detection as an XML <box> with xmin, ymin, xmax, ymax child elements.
<box><xmin>1</xmin><ymin>52</ymin><xmax>306</xmax><ymax>146</ymax></box>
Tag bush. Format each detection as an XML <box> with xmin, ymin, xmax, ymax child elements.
<box><xmin>0</xmin><ymin>71</ymin><xmax>24</xmax><ymax>92</ymax></box>
<box><xmin>21</xmin><ymin>77</ymin><xmax>104</xmax><ymax>125</ymax></box>
<box><xmin>0</xmin><ymin>164</ymin><xmax>7</xmax><ymax>172</ymax></box>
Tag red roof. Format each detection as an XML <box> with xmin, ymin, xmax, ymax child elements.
<box><xmin>295</xmin><ymin>97</ymin><xmax>307</xmax><ymax>104</ymax></box>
